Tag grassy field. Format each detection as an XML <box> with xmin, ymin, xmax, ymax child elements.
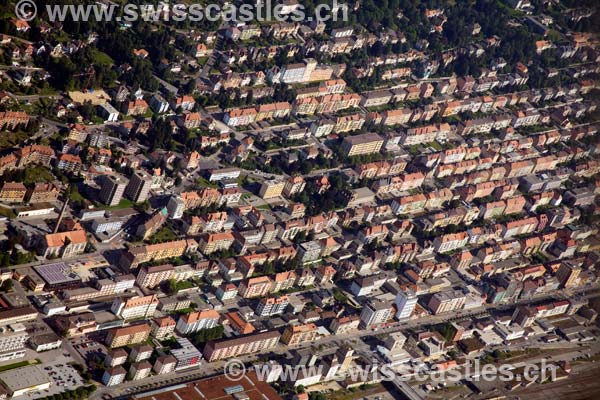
<box><xmin>148</xmin><ymin>226</ymin><xmax>178</xmax><ymax>244</ymax></box>
<box><xmin>0</xmin><ymin>359</ymin><xmax>40</xmax><ymax>372</ymax></box>
<box><xmin>103</xmin><ymin>198</ymin><xmax>135</xmax><ymax>210</ymax></box>
<box><xmin>0</xmin><ymin>131</ymin><xmax>28</xmax><ymax>149</ymax></box>
<box><xmin>91</xmin><ymin>49</ymin><xmax>114</xmax><ymax>67</ymax></box>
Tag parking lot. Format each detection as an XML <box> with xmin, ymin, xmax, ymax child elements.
<box><xmin>13</xmin><ymin>358</ymin><xmax>87</xmax><ymax>400</ymax></box>
<box><xmin>45</xmin><ymin>362</ymin><xmax>86</xmax><ymax>390</ymax></box>
<box><xmin>70</xmin><ymin>336</ymin><xmax>107</xmax><ymax>362</ymax></box>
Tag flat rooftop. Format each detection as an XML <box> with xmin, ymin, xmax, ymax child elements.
<box><xmin>132</xmin><ymin>371</ymin><xmax>281</xmax><ymax>400</ymax></box>
<box><xmin>0</xmin><ymin>365</ymin><xmax>52</xmax><ymax>393</ymax></box>
<box><xmin>34</xmin><ymin>262</ymin><xmax>81</xmax><ymax>286</ymax></box>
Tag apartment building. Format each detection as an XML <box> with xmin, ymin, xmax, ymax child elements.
<box><xmin>125</xmin><ymin>170</ymin><xmax>153</xmax><ymax>202</ymax></box>
<box><xmin>281</xmin><ymin>323</ymin><xmax>318</xmax><ymax>346</ymax></box>
<box><xmin>197</xmin><ymin>211</ymin><xmax>229</xmax><ymax>233</ymax></box>
<box><xmin>177</xmin><ymin>112</ymin><xmax>202</xmax><ymax>129</ymax></box>
<box><xmin>102</xmin><ymin>366</ymin><xmax>127</xmax><ymax>386</ymax></box>
<box><xmin>556</xmin><ymin>262</ymin><xmax>581</xmax><ymax>288</ymax></box>
<box><xmin>105</xmin><ymin>323</ymin><xmax>151</xmax><ymax>348</ymax></box>
<box><xmin>239</xmin><ymin>276</ymin><xmax>273</xmax><ymax>298</ymax></box>
<box><xmin>129</xmin><ymin>361</ymin><xmax>152</xmax><ymax>380</ymax></box>
<box><xmin>104</xmin><ymin>348</ymin><xmax>127</xmax><ymax>367</ymax></box>
<box><xmin>119</xmin><ymin>239</ymin><xmax>197</xmax><ymax>269</ymax></box>
<box><xmin>202</xmin><ymin>330</ymin><xmax>281</xmax><ymax>362</ymax></box>
<box><xmin>123</xmin><ymin>99</ymin><xmax>149</xmax><ymax>116</ymax></box>
<box><xmin>255</xmin><ymin>295</ymin><xmax>289</xmax><ymax>317</ymax></box>
<box><xmin>433</xmin><ymin>232</ymin><xmax>469</xmax><ymax>253</ymax></box>
<box><xmin>329</xmin><ymin>315</ymin><xmax>360</xmax><ymax>335</ymax></box>
<box><xmin>166</xmin><ymin>195</ymin><xmax>185</xmax><ymax>219</ymax></box>
<box><xmin>340</xmin><ymin>132</ymin><xmax>384</xmax><ymax>157</ymax></box>
<box><xmin>223</xmin><ymin>107</ymin><xmax>257</xmax><ymax>127</ymax></box>
<box><xmin>25</xmin><ymin>182</ymin><xmax>60</xmax><ymax>203</ymax></box>
<box><xmin>400</xmin><ymin>123</ymin><xmax>451</xmax><ymax>146</ymax></box>
<box><xmin>427</xmin><ymin>290</ymin><xmax>466</xmax><ymax>314</ymax></box>
<box><xmin>359</xmin><ymin>298</ymin><xmax>392</xmax><ymax>328</ymax></box>
<box><xmin>135</xmin><ymin>264</ymin><xmax>175</xmax><ymax>289</ymax></box>
<box><xmin>259</xmin><ymin>180</ymin><xmax>286</xmax><ymax>199</ymax></box>
<box><xmin>0</xmin><ymin>111</ymin><xmax>29</xmax><ymax>130</ymax></box>
<box><xmin>153</xmin><ymin>355</ymin><xmax>177</xmax><ymax>375</ymax></box>
<box><xmin>129</xmin><ymin>344</ymin><xmax>153</xmax><ymax>363</ymax></box>
<box><xmin>150</xmin><ymin>316</ymin><xmax>176</xmax><ymax>340</ymax></box>
<box><xmin>99</xmin><ymin>175</ymin><xmax>128</xmax><ymax>206</ymax></box>
<box><xmin>111</xmin><ymin>295</ymin><xmax>158</xmax><ymax>320</ymax></box>
<box><xmin>136</xmin><ymin>211</ymin><xmax>167</xmax><ymax>241</ymax></box>
<box><xmin>0</xmin><ymin>182</ymin><xmax>26</xmax><ymax>203</ymax></box>
<box><xmin>175</xmin><ymin>310</ymin><xmax>220</xmax><ymax>335</ymax></box>
<box><xmin>283</xmin><ymin>176</ymin><xmax>306</xmax><ymax>197</ymax></box>
<box><xmin>56</xmin><ymin>154</ymin><xmax>83</xmax><ymax>173</ymax></box>
<box><xmin>395</xmin><ymin>290</ymin><xmax>418</xmax><ymax>320</ymax></box>
<box><xmin>198</xmin><ymin>232</ymin><xmax>235</xmax><ymax>255</ymax></box>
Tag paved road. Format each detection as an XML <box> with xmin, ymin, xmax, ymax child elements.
<box><xmin>94</xmin><ymin>288</ymin><xmax>600</xmax><ymax>399</ymax></box>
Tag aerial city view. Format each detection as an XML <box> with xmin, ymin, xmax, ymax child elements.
<box><xmin>0</xmin><ymin>0</ymin><xmax>597</xmax><ymax>399</ymax></box>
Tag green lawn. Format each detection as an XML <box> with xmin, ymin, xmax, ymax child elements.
<box><xmin>104</xmin><ymin>198</ymin><xmax>135</xmax><ymax>210</ymax></box>
<box><xmin>0</xmin><ymin>359</ymin><xmax>39</xmax><ymax>372</ymax></box>
<box><xmin>147</xmin><ymin>226</ymin><xmax>177</xmax><ymax>244</ymax></box>
<box><xmin>0</xmin><ymin>207</ymin><xmax>16</xmax><ymax>219</ymax></box>
<box><xmin>91</xmin><ymin>49</ymin><xmax>114</xmax><ymax>67</ymax></box>
<box><xmin>0</xmin><ymin>131</ymin><xmax>28</xmax><ymax>150</ymax></box>
<box><xmin>428</xmin><ymin>141</ymin><xmax>443</xmax><ymax>151</ymax></box>
<box><xmin>196</xmin><ymin>176</ymin><xmax>218</xmax><ymax>188</ymax></box>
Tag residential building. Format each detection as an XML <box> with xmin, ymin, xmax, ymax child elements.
<box><xmin>166</xmin><ymin>195</ymin><xmax>185</xmax><ymax>219</ymax></box>
<box><xmin>259</xmin><ymin>180</ymin><xmax>286</xmax><ymax>199</ymax></box>
<box><xmin>102</xmin><ymin>366</ymin><xmax>126</xmax><ymax>386</ymax></box>
<box><xmin>111</xmin><ymin>295</ymin><xmax>158</xmax><ymax>320</ymax></box>
<box><xmin>135</xmin><ymin>264</ymin><xmax>174</xmax><ymax>289</ymax></box>
<box><xmin>198</xmin><ymin>232</ymin><xmax>235</xmax><ymax>255</ymax></box>
<box><xmin>427</xmin><ymin>290</ymin><xmax>466</xmax><ymax>314</ymax></box>
<box><xmin>256</xmin><ymin>295</ymin><xmax>289</xmax><ymax>316</ymax></box>
<box><xmin>105</xmin><ymin>323</ymin><xmax>151</xmax><ymax>348</ymax></box>
<box><xmin>26</xmin><ymin>182</ymin><xmax>60</xmax><ymax>203</ymax></box>
<box><xmin>175</xmin><ymin>310</ymin><xmax>220</xmax><ymax>335</ymax></box>
<box><xmin>0</xmin><ymin>182</ymin><xmax>26</xmax><ymax>203</ymax></box>
<box><xmin>104</xmin><ymin>348</ymin><xmax>128</xmax><ymax>367</ymax></box>
<box><xmin>99</xmin><ymin>175</ymin><xmax>128</xmax><ymax>206</ymax></box>
<box><xmin>119</xmin><ymin>240</ymin><xmax>197</xmax><ymax>269</ymax></box>
<box><xmin>202</xmin><ymin>330</ymin><xmax>281</xmax><ymax>362</ymax></box>
<box><xmin>129</xmin><ymin>344</ymin><xmax>153</xmax><ymax>362</ymax></box>
<box><xmin>359</xmin><ymin>298</ymin><xmax>392</xmax><ymax>328</ymax></box>
<box><xmin>340</xmin><ymin>133</ymin><xmax>384</xmax><ymax>157</ymax></box>
<box><xmin>239</xmin><ymin>276</ymin><xmax>272</xmax><ymax>298</ymax></box>
<box><xmin>150</xmin><ymin>316</ymin><xmax>176</xmax><ymax>340</ymax></box>
<box><xmin>281</xmin><ymin>323</ymin><xmax>318</xmax><ymax>346</ymax></box>
<box><xmin>125</xmin><ymin>170</ymin><xmax>153</xmax><ymax>203</ymax></box>
<box><xmin>395</xmin><ymin>290</ymin><xmax>418</xmax><ymax>320</ymax></box>
<box><xmin>153</xmin><ymin>355</ymin><xmax>177</xmax><ymax>374</ymax></box>
<box><xmin>556</xmin><ymin>262</ymin><xmax>581</xmax><ymax>288</ymax></box>
<box><xmin>129</xmin><ymin>361</ymin><xmax>152</xmax><ymax>380</ymax></box>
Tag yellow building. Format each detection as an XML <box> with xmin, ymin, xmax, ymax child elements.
<box><xmin>105</xmin><ymin>323</ymin><xmax>151</xmax><ymax>348</ymax></box>
<box><xmin>281</xmin><ymin>323</ymin><xmax>318</xmax><ymax>346</ymax></box>
<box><xmin>340</xmin><ymin>132</ymin><xmax>384</xmax><ymax>157</ymax></box>
<box><xmin>258</xmin><ymin>180</ymin><xmax>286</xmax><ymax>199</ymax></box>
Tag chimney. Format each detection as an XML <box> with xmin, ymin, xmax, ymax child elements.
<box><xmin>54</xmin><ymin>185</ymin><xmax>70</xmax><ymax>234</ymax></box>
